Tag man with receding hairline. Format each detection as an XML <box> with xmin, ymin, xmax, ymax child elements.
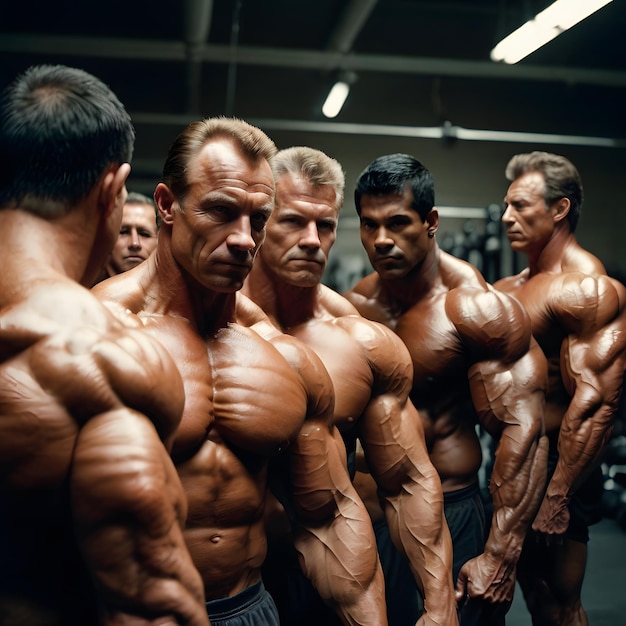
<box><xmin>94</xmin><ymin>119</ymin><xmax>387</xmax><ymax>626</ymax></box>
<box><xmin>102</xmin><ymin>191</ymin><xmax>159</xmax><ymax>278</ymax></box>
<box><xmin>496</xmin><ymin>150</ymin><xmax>626</xmax><ymax>626</ymax></box>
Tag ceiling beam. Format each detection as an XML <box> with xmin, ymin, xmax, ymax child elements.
<box><xmin>183</xmin><ymin>0</ymin><xmax>215</xmax><ymax>113</ymax></box>
<box><xmin>128</xmin><ymin>113</ymin><xmax>626</xmax><ymax>148</ymax></box>
<box><xmin>1</xmin><ymin>34</ymin><xmax>625</xmax><ymax>88</ymax></box>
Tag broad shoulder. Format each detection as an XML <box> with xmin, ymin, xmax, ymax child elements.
<box><xmin>548</xmin><ymin>271</ymin><xmax>625</xmax><ymax>333</ymax></box>
<box><xmin>92</xmin><ymin>270</ymin><xmax>147</xmax><ymax>319</ymax></box>
<box><xmin>331</xmin><ymin>314</ymin><xmax>414</xmax><ymax>390</ymax></box>
<box><xmin>439</xmin><ymin>250</ymin><xmax>489</xmax><ymax>290</ymax></box>
<box><xmin>1</xmin><ymin>280</ymin><xmax>184</xmax><ymax>441</ymax></box>
<box><xmin>319</xmin><ymin>283</ymin><xmax>361</xmax><ymax>316</ymax></box>
<box><xmin>343</xmin><ymin>273</ymin><xmax>392</xmax><ymax>325</ymax></box>
<box><xmin>500</xmin><ymin>266</ymin><xmax>625</xmax><ymax>333</ymax></box>
<box><xmin>344</xmin><ymin>272</ymin><xmax>379</xmax><ymax>302</ymax></box>
<box><xmin>445</xmin><ymin>282</ymin><xmax>533</xmax><ymax>361</ymax></box>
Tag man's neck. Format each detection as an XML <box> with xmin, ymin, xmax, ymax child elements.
<box><xmin>526</xmin><ymin>228</ymin><xmax>577</xmax><ymax>277</ymax></box>
<box><xmin>144</xmin><ymin>242</ymin><xmax>238</xmax><ymax>337</ymax></box>
<box><xmin>377</xmin><ymin>244</ymin><xmax>442</xmax><ymax>313</ymax></box>
<box><xmin>244</xmin><ymin>259</ymin><xmax>322</xmax><ymax>332</ymax></box>
<box><xmin>0</xmin><ymin>206</ymin><xmax>96</xmax><ymax>289</ymax></box>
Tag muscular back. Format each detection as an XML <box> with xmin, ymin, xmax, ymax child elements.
<box><xmin>0</xmin><ymin>279</ymin><xmax>191</xmax><ymax>625</ymax></box>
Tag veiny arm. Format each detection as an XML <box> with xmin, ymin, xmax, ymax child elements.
<box><xmin>270</xmin><ymin>335</ymin><xmax>388</xmax><ymax>626</ymax></box>
<box><xmin>353</xmin><ymin>319</ymin><xmax>458</xmax><ymax>626</ymax></box>
<box><xmin>533</xmin><ymin>274</ymin><xmax>626</xmax><ymax>535</ymax></box>
<box><xmin>449</xmin><ymin>288</ymin><xmax>549</xmax><ymax>606</ymax></box>
<box><xmin>35</xmin><ymin>325</ymin><xmax>209</xmax><ymax>626</ymax></box>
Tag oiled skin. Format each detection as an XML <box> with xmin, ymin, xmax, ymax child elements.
<box><xmin>243</xmin><ymin>169</ymin><xmax>458</xmax><ymax>626</ymax></box>
<box><xmin>94</xmin><ymin>136</ymin><xmax>385</xmax><ymax>625</ymax></box>
<box><xmin>0</xmin><ymin>212</ymin><xmax>207</xmax><ymax>626</ymax></box>
<box><xmin>495</xmin><ymin>168</ymin><xmax>626</xmax><ymax>625</ymax></box>
<box><xmin>348</xmin><ymin>252</ymin><xmax>549</xmax><ymax>608</ymax></box>
<box><xmin>345</xmin><ymin>185</ymin><xmax>548</xmax><ymax>618</ymax></box>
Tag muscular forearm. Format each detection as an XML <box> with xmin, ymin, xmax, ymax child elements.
<box><xmin>547</xmin><ymin>394</ymin><xmax>615</xmax><ymax>501</ymax></box>
<box><xmin>295</xmin><ymin>502</ymin><xmax>388</xmax><ymax>626</ymax></box>
<box><xmin>453</xmin><ymin>425</ymin><xmax>548</xmax><ymax>606</ymax></box>
<box><xmin>291</xmin><ymin>426</ymin><xmax>388</xmax><ymax>625</ymax></box>
<box><xmin>487</xmin><ymin>427</ymin><xmax>549</xmax><ymax>560</ymax></box>
<box><xmin>383</xmin><ymin>469</ymin><xmax>458</xmax><ymax>625</ymax></box>
<box><xmin>71</xmin><ymin>410</ymin><xmax>209</xmax><ymax>626</ymax></box>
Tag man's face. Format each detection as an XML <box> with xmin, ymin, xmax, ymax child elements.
<box><xmin>260</xmin><ymin>172</ymin><xmax>339</xmax><ymax>288</ymax></box>
<box><xmin>502</xmin><ymin>171</ymin><xmax>555</xmax><ymax>255</ymax></box>
<box><xmin>359</xmin><ymin>185</ymin><xmax>430</xmax><ymax>279</ymax></box>
<box><xmin>169</xmin><ymin>138</ymin><xmax>274</xmax><ymax>292</ymax></box>
<box><xmin>106</xmin><ymin>201</ymin><xmax>158</xmax><ymax>275</ymax></box>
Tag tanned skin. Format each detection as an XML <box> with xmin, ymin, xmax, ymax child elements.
<box><xmin>0</xmin><ymin>170</ymin><xmax>208</xmax><ymax>626</ymax></box>
<box><xmin>104</xmin><ymin>200</ymin><xmax>158</xmax><ymax>276</ymax></box>
<box><xmin>94</xmin><ymin>134</ymin><xmax>385</xmax><ymax>626</ymax></box>
<box><xmin>495</xmin><ymin>165</ymin><xmax>626</xmax><ymax>626</ymax></box>
<box><xmin>243</xmin><ymin>156</ymin><xmax>458</xmax><ymax>626</ymax></box>
<box><xmin>346</xmin><ymin>180</ymin><xmax>548</xmax><ymax>624</ymax></box>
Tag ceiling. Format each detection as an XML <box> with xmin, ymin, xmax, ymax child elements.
<box><xmin>1</xmin><ymin>0</ymin><xmax>625</xmax><ymax>185</ymax></box>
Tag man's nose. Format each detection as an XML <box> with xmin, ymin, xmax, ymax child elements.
<box><xmin>129</xmin><ymin>228</ymin><xmax>141</xmax><ymax>249</ymax></box>
<box><xmin>374</xmin><ymin>227</ymin><xmax>393</xmax><ymax>248</ymax></box>
<box><xmin>226</xmin><ymin>216</ymin><xmax>256</xmax><ymax>250</ymax></box>
<box><xmin>299</xmin><ymin>222</ymin><xmax>321</xmax><ymax>248</ymax></box>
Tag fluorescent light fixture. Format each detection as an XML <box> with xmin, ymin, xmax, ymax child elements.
<box><xmin>491</xmin><ymin>0</ymin><xmax>613</xmax><ymax>64</ymax></box>
<box><xmin>322</xmin><ymin>80</ymin><xmax>351</xmax><ymax>118</ymax></box>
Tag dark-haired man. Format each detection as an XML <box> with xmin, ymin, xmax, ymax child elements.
<box><xmin>346</xmin><ymin>152</ymin><xmax>549</xmax><ymax>625</ymax></box>
<box><xmin>0</xmin><ymin>64</ymin><xmax>208</xmax><ymax>626</ymax></box>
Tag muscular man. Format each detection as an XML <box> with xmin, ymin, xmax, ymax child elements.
<box><xmin>0</xmin><ymin>65</ymin><xmax>208</xmax><ymax>626</ymax></box>
<box><xmin>93</xmin><ymin>119</ymin><xmax>386</xmax><ymax>626</ymax></box>
<box><xmin>345</xmin><ymin>153</ymin><xmax>549</xmax><ymax>625</ymax></box>
<box><xmin>102</xmin><ymin>191</ymin><xmax>159</xmax><ymax>278</ymax></box>
<box><xmin>242</xmin><ymin>146</ymin><xmax>458</xmax><ymax>626</ymax></box>
<box><xmin>494</xmin><ymin>151</ymin><xmax>626</xmax><ymax>625</ymax></box>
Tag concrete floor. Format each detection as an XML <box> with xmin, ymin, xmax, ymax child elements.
<box><xmin>506</xmin><ymin>517</ymin><xmax>626</xmax><ymax>626</ymax></box>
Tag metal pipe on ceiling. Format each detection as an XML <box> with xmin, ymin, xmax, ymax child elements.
<box><xmin>183</xmin><ymin>0</ymin><xmax>214</xmax><ymax>113</ymax></box>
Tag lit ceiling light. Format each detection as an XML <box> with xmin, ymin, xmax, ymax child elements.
<box><xmin>491</xmin><ymin>0</ymin><xmax>613</xmax><ymax>64</ymax></box>
<box><xmin>322</xmin><ymin>71</ymin><xmax>357</xmax><ymax>119</ymax></box>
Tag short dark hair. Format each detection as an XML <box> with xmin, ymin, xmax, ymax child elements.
<box><xmin>505</xmin><ymin>151</ymin><xmax>583</xmax><ymax>232</ymax></box>
<box><xmin>0</xmin><ymin>64</ymin><xmax>135</xmax><ymax>214</ymax></box>
<box><xmin>161</xmin><ymin>116</ymin><xmax>277</xmax><ymax>204</ymax></box>
<box><xmin>354</xmin><ymin>153</ymin><xmax>434</xmax><ymax>221</ymax></box>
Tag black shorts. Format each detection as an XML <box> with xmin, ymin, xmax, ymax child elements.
<box><xmin>206</xmin><ymin>581</ymin><xmax>280</xmax><ymax>626</ymax></box>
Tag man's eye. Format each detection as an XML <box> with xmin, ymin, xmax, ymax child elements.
<box><xmin>251</xmin><ymin>214</ymin><xmax>268</xmax><ymax>232</ymax></box>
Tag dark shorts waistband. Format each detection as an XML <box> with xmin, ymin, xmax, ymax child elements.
<box><xmin>205</xmin><ymin>581</ymin><xmax>264</xmax><ymax>618</ymax></box>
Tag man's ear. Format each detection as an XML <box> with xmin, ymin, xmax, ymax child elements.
<box><xmin>426</xmin><ymin>207</ymin><xmax>439</xmax><ymax>236</ymax></box>
<box><xmin>98</xmin><ymin>163</ymin><xmax>131</xmax><ymax>218</ymax></box>
<box><xmin>154</xmin><ymin>182</ymin><xmax>177</xmax><ymax>226</ymax></box>
<box><xmin>552</xmin><ymin>197</ymin><xmax>571</xmax><ymax>224</ymax></box>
